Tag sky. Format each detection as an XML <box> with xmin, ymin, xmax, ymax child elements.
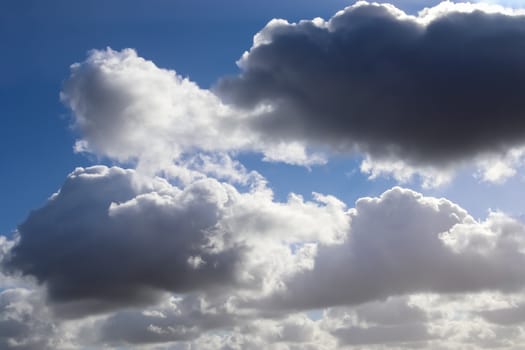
<box><xmin>2</xmin><ymin>0</ymin><xmax>525</xmax><ymax>349</ymax></box>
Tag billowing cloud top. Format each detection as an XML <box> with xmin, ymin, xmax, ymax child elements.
<box><xmin>216</xmin><ymin>1</ymin><xmax>525</xmax><ymax>181</ymax></box>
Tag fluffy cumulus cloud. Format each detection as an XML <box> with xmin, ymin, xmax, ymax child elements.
<box><xmin>4</xmin><ymin>1</ymin><xmax>525</xmax><ymax>349</ymax></box>
<box><xmin>3</xmin><ymin>165</ymin><xmax>348</xmax><ymax>317</ymax></box>
<box><xmin>216</xmin><ymin>1</ymin><xmax>525</xmax><ymax>184</ymax></box>
<box><xmin>60</xmin><ymin>47</ymin><xmax>325</xmax><ymax>170</ymax></box>
<box><xmin>4</xmin><ymin>170</ymin><xmax>525</xmax><ymax>348</ymax></box>
<box><xmin>255</xmin><ymin>187</ymin><xmax>525</xmax><ymax>310</ymax></box>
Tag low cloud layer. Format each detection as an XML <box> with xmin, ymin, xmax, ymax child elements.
<box><xmin>3</xmin><ymin>169</ymin><xmax>525</xmax><ymax>347</ymax></box>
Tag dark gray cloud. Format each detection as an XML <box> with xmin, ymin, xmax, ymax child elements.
<box><xmin>3</xmin><ymin>166</ymin><xmax>245</xmax><ymax>316</ymax></box>
<box><xmin>216</xmin><ymin>2</ymin><xmax>525</xmax><ymax>167</ymax></box>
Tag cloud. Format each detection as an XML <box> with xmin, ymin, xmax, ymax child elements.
<box><xmin>258</xmin><ymin>187</ymin><xmax>525</xmax><ymax>310</ymax></box>
<box><xmin>97</xmin><ymin>294</ymin><xmax>241</xmax><ymax>345</ymax></box>
<box><xmin>333</xmin><ymin>323</ymin><xmax>431</xmax><ymax>346</ymax></box>
<box><xmin>3</xmin><ymin>165</ymin><xmax>348</xmax><ymax>317</ymax></box>
<box><xmin>5</xmin><ymin>2</ymin><xmax>525</xmax><ymax>348</ymax></box>
<box><xmin>3</xmin><ymin>176</ymin><xmax>525</xmax><ymax>348</ymax></box>
<box><xmin>4</xmin><ymin>166</ymin><xmax>244</xmax><ymax>316</ymax></box>
<box><xmin>478</xmin><ymin>0</ymin><xmax>525</xmax><ymax>8</ymax></box>
<box><xmin>322</xmin><ymin>296</ymin><xmax>433</xmax><ymax>347</ymax></box>
<box><xmin>216</xmin><ymin>1</ymin><xmax>525</xmax><ymax>183</ymax></box>
<box><xmin>0</xmin><ymin>288</ymin><xmax>56</xmax><ymax>350</ymax></box>
<box><xmin>480</xmin><ymin>303</ymin><xmax>525</xmax><ymax>325</ymax></box>
<box><xmin>61</xmin><ymin>48</ymin><xmax>324</xmax><ymax>171</ymax></box>
<box><xmin>61</xmin><ymin>2</ymin><xmax>525</xmax><ymax>186</ymax></box>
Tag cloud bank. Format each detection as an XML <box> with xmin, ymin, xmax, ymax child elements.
<box><xmin>3</xmin><ymin>1</ymin><xmax>525</xmax><ymax>349</ymax></box>
<box><xmin>4</xmin><ymin>177</ymin><xmax>525</xmax><ymax>348</ymax></box>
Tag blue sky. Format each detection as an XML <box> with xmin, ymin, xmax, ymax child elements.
<box><xmin>2</xmin><ymin>1</ymin><xmax>525</xmax><ymax>349</ymax></box>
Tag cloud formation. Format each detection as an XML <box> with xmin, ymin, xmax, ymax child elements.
<box><xmin>4</xmin><ymin>1</ymin><xmax>525</xmax><ymax>349</ymax></box>
<box><xmin>217</xmin><ymin>1</ymin><xmax>525</xmax><ymax>182</ymax></box>
<box><xmin>4</xmin><ymin>165</ymin><xmax>348</xmax><ymax>317</ymax></box>
<box><xmin>259</xmin><ymin>187</ymin><xmax>525</xmax><ymax>310</ymax></box>
<box><xmin>60</xmin><ymin>2</ymin><xmax>525</xmax><ymax>185</ymax></box>
<box><xmin>61</xmin><ymin>48</ymin><xmax>324</xmax><ymax>170</ymax></box>
<box><xmin>3</xmin><ymin>169</ymin><xmax>525</xmax><ymax>348</ymax></box>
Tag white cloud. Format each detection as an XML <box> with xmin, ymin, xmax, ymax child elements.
<box><xmin>257</xmin><ymin>187</ymin><xmax>525</xmax><ymax>310</ymax></box>
<box><xmin>60</xmin><ymin>48</ymin><xmax>321</xmax><ymax>174</ymax></box>
<box><xmin>360</xmin><ymin>155</ymin><xmax>455</xmax><ymax>188</ymax></box>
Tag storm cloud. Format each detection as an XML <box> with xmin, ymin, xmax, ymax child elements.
<box><xmin>216</xmin><ymin>2</ymin><xmax>525</xmax><ymax>167</ymax></box>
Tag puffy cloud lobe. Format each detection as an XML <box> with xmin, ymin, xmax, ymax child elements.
<box><xmin>61</xmin><ymin>49</ymin><xmax>235</xmax><ymax>161</ymax></box>
<box><xmin>259</xmin><ymin>187</ymin><xmax>525</xmax><ymax>310</ymax></box>
<box><xmin>61</xmin><ymin>48</ymin><xmax>324</xmax><ymax>170</ymax></box>
<box><xmin>4</xmin><ymin>166</ymin><xmax>349</xmax><ymax>317</ymax></box>
<box><xmin>216</xmin><ymin>1</ymin><xmax>525</xmax><ymax>169</ymax></box>
<box><xmin>4</xmin><ymin>166</ymin><xmax>244</xmax><ymax>315</ymax></box>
